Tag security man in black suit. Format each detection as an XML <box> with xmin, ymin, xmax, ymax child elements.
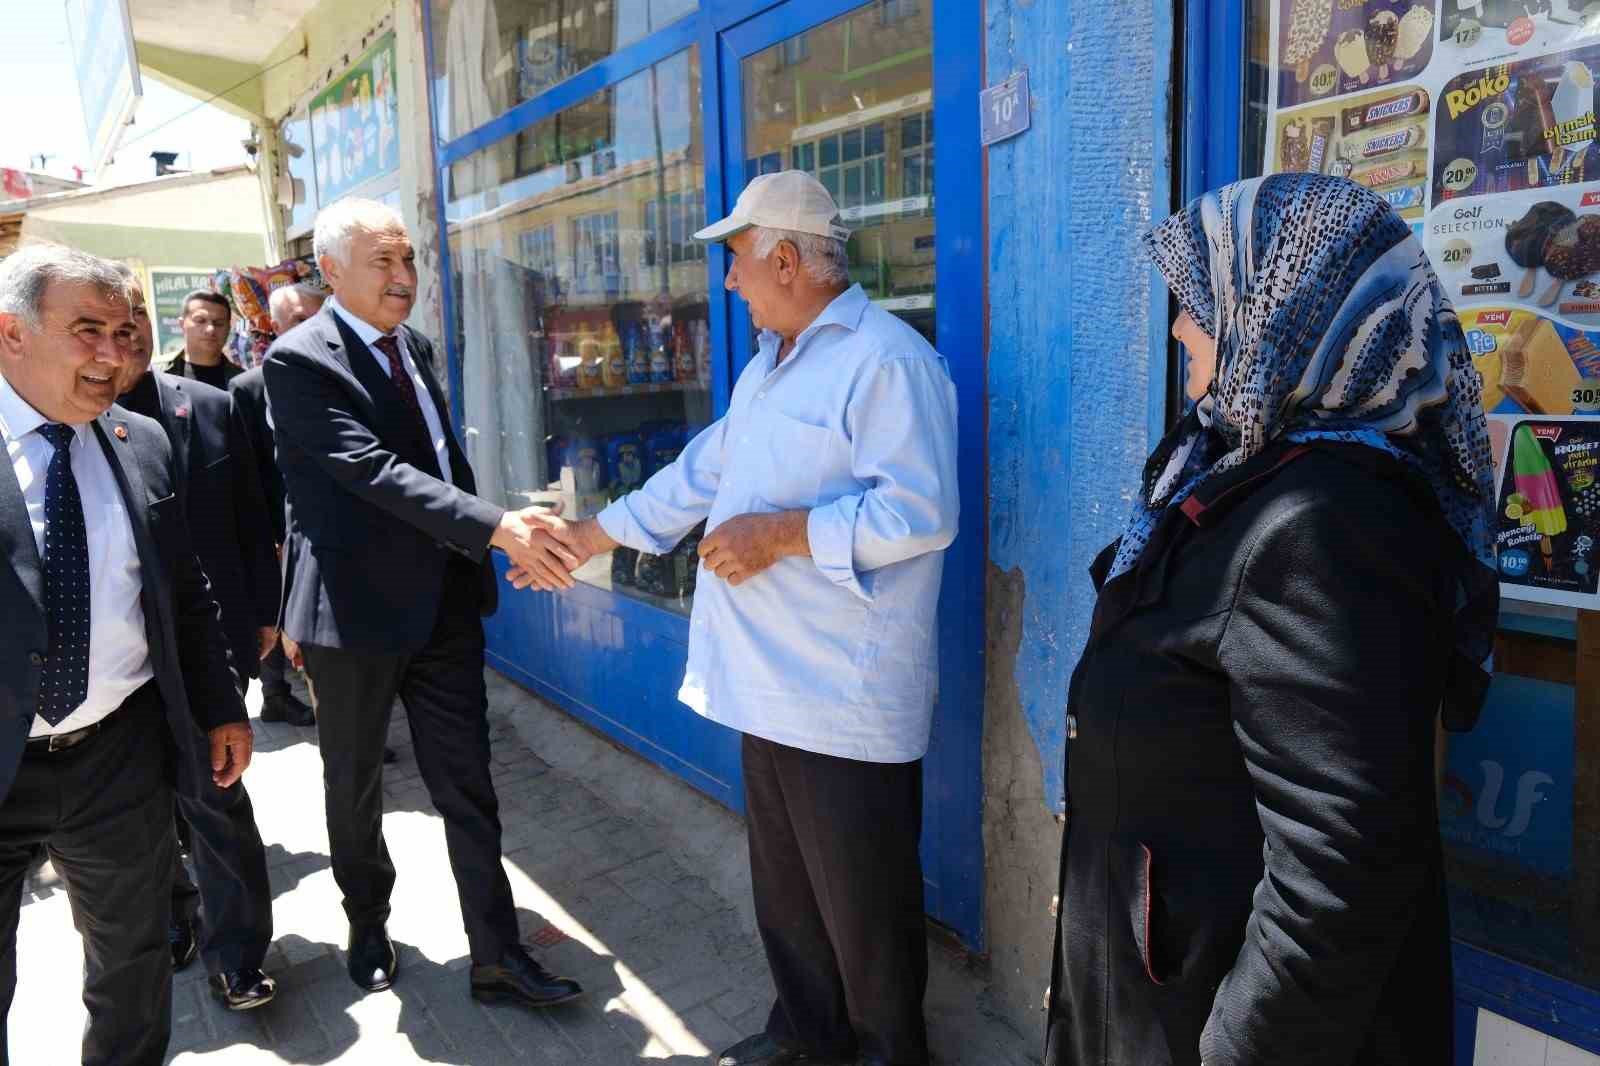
<box><xmin>0</xmin><ymin>244</ymin><xmax>251</xmax><ymax>1064</ymax></box>
<box><xmin>263</xmin><ymin>198</ymin><xmax>581</xmax><ymax>1007</ymax></box>
<box><xmin>113</xmin><ymin>267</ymin><xmax>279</xmax><ymax>1012</ymax></box>
<box><xmin>229</xmin><ymin>285</ymin><xmax>321</xmax><ymax>728</ymax></box>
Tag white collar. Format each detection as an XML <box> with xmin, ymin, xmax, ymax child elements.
<box><xmin>327</xmin><ymin>295</ymin><xmax>398</xmax><ymax>348</ymax></box>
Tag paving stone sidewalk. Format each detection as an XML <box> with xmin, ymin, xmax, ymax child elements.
<box><xmin>10</xmin><ymin>674</ymin><xmax>1037</xmax><ymax>1065</ymax></box>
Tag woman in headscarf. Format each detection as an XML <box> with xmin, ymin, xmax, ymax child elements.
<box><xmin>1044</xmin><ymin>172</ymin><xmax>1499</xmax><ymax>1066</ymax></box>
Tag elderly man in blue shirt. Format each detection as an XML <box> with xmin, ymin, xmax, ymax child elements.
<box><xmin>515</xmin><ymin>171</ymin><xmax>958</xmax><ymax>1066</ymax></box>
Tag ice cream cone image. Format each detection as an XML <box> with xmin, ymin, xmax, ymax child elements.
<box><xmin>1512</xmin><ymin>424</ymin><xmax>1569</xmax><ymax>573</ymax></box>
<box><xmin>1335</xmin><ymin>30</ymin><xmax>1372</xmax><ymax>83</ymax></box>
<box><xmin>1551</xmin><ymin>61</ymin><xmax>1597</xmax><ymax>177</ymax></box>
<box><xmin>1395</xmin><ymin>6</ymin><xmax>1434</xmax><ymax>72</ymax></box>
<box><xmin>1284</xmin><ymin>0</ymin><xmax>1333</xmax><ymax>83</ymax></box>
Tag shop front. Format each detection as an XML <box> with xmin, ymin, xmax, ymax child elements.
<box><xmin>421</xmin><ymin>0</ymin><xmax>986</xmax><ymax>946</ymax></box>
<box><xmin>1195</xmin><ymin>1</ymin><xmax>1600</xmax><ymax>1059</ymax></box>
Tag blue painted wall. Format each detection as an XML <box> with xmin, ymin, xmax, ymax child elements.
<box><xmin>979</xmin><ymin>0</ymin><xmax>1174</xmax><ymax>1034</ymax></box>
<box><xmin>984</xmin><ymin>0</ymin><xmax>1172</xmax><ymax>811</ymax></box>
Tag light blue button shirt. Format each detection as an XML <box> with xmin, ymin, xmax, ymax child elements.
<box><xmin>598</xmin><ymin>284</ymin><xmax>959</xmax><ymax>763</ymax></box>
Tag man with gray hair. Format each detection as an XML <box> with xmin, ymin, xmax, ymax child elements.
<box><xmin>520</xmin><ymin>171</ymin><xmax>960</xmax><ymax>1066</ymax></box>
<box><xmin>263</xmin><ymin>199</ymin><xmax>583</xmax><ymax>1009</ymax></box>
<box><xmin>0</xmin><ymin>243</ymin><xmax>250</xmax><ymax>1062</ymax></box>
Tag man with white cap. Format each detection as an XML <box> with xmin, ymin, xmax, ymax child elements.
<box><xmin>516</xmin><ymin>170</ymin><xmax>959</xmax><ymax>1066</ymax></box>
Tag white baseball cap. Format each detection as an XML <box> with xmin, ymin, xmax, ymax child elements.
<box><xmin>693</xmin><ymin>170</ymin><xmax>851</xmax><ymax>243</ymax></box>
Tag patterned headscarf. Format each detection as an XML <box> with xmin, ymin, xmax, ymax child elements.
<box><xmin>1122</xmin><ymin>173</ymin><xmax>1499</xmax><ymax>724</ymax></box>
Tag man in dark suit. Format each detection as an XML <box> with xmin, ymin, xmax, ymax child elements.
<box><xmin>113</xmin><ymin>266</ymin><xmax>279</xmax><ymax>1012</ymax></box>
<box><xmin>263</xmin><ymin>199</ymin><xmax>581</xmax><ymax>1007</ymax></box>
<box><xmin>0</xmin><ymin>244</ymin><xmax>251</xmax><ymax>1064</ymax></box>
<box><xmin>228</xmin><ymin>286</ymin><xmax>323</xmax><ymax>728</ymax></box>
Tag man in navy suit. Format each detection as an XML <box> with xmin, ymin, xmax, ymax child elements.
<box><xmin>113</xmin><ymin>266</ymin><xmax>280</xmax><ymax>1012</ymax></box>
<box><xmin>263</xmin><ymin>199</ymin><xmax>581</xmax><ymax>1007</ymax></box>
<box><xmin>0</xmin><ymin>244</ymin><xmax>250</xmax><ymax>1064</ymax></box>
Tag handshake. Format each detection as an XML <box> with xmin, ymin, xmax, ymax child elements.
<box><xmin>488</xmin><ymin>507</ymin><xmax>815</xmax><ymax>592</ymax></box>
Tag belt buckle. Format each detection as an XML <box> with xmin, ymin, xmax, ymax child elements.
<box><xmin>47</xmin><ymin>727</ymin><xmax>86</xmax><ymax>752</ymax></box>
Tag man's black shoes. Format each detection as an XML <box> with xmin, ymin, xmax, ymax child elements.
<box><xmin>717</xmin><ymin>1033</ymin><xmax>846</xmax><ymax>1066</ymax></box>
<box><xmin>347</xmin><ymin>923</ymin><xmax>398</xmax><ymax>992</ymax></box>
<box><xmin>260</xmin><ymin>691</ymin><xmax>315</xmax><ymax>727</ymax></box>
<box><xmin>170</xmin><ymin>917</ymin><xmax>198</xmax><ymax>972</ymax></box>
<box><xmin>209</xmin><ymin>968</ymin><xmax>277</xmax><ymax>1010</ymax></box>
<box><xmin>469</xmin><ymin>946</ymin><xmax>583</xmax><ymax>1008</ymax></box>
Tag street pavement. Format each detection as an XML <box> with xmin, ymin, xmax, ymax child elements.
<box><xmin>8</xmin><ymin>673</ymin><xmax>1036</xmax><ymax>1065</ymax></box>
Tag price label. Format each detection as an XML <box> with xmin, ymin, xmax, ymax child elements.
<box><xmin>1442</xmin><ymin>158</ymin><xmax>1480</xmax><ymax>193</ymax></box>
<box><xmin>1309</xmin><ymin>64</ymin><xmax>1338</xmax><ymax>97</ymax></box>
<box><xmin>1574</xmin><ymin>379</ymin><xmax>1600</xmax><ymax>413</ymax></box>
<box><xmin>1453</xmin><ymin>19</ymin><xmax>1483</xmax><ymax>48</ymax></box>
<box><xmin>1440</xmin><ymin>238</ymin><xmax>1473</xmax><ymax>270</ymax></box>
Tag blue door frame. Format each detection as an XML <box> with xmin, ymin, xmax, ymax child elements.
<box><xmin>421</xmin><ymin>0</ymin><xmax>988</xmax><ymax>948</ymax></box>
<box><xmin>1182</xmin><ymin>1</ymin><xmax>1600</xmax><ymax>1058</ymax></box>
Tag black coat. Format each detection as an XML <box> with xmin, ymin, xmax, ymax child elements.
<box><xmin>229</xmin><ymin>366</ymin><xmax>285</xmax><ymax>545</ymax></box>
<box><xmin>119</xmin><ymin>371</ymin><xmax>279</xmax><ymax>680</ymax></box>
<box><xmin>0</xmin><ymin>408</ymin><xmax>245</xmax><ymax>805</ymax></box>
<box><xmin>262</xmin><ymin>305</ymin><xmax>501</xmax><ymax>654</ymax></box>
<box><xmin>1046</xmin><ymin>444</ymin><xmax>1464</xmax><ymax>1066</ymax></box>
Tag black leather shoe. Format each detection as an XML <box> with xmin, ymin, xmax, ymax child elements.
<box><xmin>170</xmin><ymin>918</ymin><xmax>198</xmax><ymax>972</ymax></box>
<box><xmin>209</xmin><ymin>968</ymin><xmax>277</xmax><ymax>1010</ymax></box>
<box><xmin>469</xmin><ymin>946</ymin><xmax>582</xmax><ymax>1008</ymax></box>
<box><xmin>347</xmin><ymin>924</ymin><xmax>397</xmax><ymax>992</ymax></box>
<box><xmin>260</xmin><ymin>692</ymin><xmax>315</xmax><ymax>726</ymax></box>
<box><xmin>717</xmin><ymin>1033</ymin><xmax>839</xmax><ymax>1066</ymax></box>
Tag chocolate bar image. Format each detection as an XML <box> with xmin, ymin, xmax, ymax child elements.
<box><xmin>1341</xmin><ymin>88</ymin><xmax>1431</xmax><ymax>135</ymax></box>
<box><xmin>1471</xmin><ymin>262</ymin><xmax>1504</xmax><ymax>280</ymax></box>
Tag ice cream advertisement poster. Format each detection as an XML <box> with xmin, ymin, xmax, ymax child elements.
<box><xmin>1438</xmin><ymin>4</ymin><xmax>1600</xmax><ymax>69</ymax></box>
<box><xmin>1277</xmin><ymin>0</ymin><xmax>1438</xmax><ymax>110</ymax></box>
<box><xmin>1488</xmin><ymin>415</ymin><xmax>1600</xmax><ymax>605</ymax></box>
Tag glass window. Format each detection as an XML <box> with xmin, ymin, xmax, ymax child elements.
<box><xmin>741</xmin><ymin>0</ymin><xmax>935</xmax><ymax>342</ymax></box>
<box><xmin>429</xmin><ymin>0</ymin><xmax>699</xmax><ymax>143</ymax></box>
<box><xmin>445</xmin><ymin>48</ymin><xmax>711</xmax><ymax>615</ymax></box>
<box><xmin>278</xmin><ymin>111</ymin><xmax>319</xmax><ymax>236</ymax></box>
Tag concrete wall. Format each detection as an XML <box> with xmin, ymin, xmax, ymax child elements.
<box><xmin>980</xmin><ymin>0</ymin><xmax>1174</xmax><ymax>1037</ymax></box>
<box><xmin>252</xmin><ymin>0</ymin><xmax>446</xmax><ymax>343</ymax></box>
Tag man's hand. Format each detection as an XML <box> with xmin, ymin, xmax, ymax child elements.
<box><xmin>281</xmin><ymin>634</ymin><xmax>304</xmax><ymax>670</ymax></box>
<box><xmin>208</xmin><ymin>722</ymin><xmax>254</xmax><ymax>788</ymax></box>
<box><xmin>504</xmin><ymin>514</ymin><xmax>619</xmax><ymax>592</ymax></box>
<box><xmin>699</xmin><ymin>512</ymin><xmax>810</xmax><ymax>587</ymax></box>
<box><xmin>490</xmin><ymin>506</ymin><xmax>582</xmax><ymax>591</ymax></box>
<box><xmin>257</xmin><ymin>626</ymin><xmax>278</xmax><ymax>661</ymax></box>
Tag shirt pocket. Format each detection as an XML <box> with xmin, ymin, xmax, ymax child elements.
<box><xmin>752</xmin><ymin>411</ymin><xmax>836</xmax><ymax>510</ymax></box>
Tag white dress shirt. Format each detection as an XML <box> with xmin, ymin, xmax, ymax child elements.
<box><xmin>598</xmin><ymin>285</ymin><xmax>960</xmax><ymax>763</ymax></box>
<box><xmin>327</xmin><ymin>296</ymin><xmax>454</xmax><ymax>484</ymax></box>
<box><xmin>0</xmin><ymin>374</ymin><xmax>152</xmax><ymax>737</ymax></box>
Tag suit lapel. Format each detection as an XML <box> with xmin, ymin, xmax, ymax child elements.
<box><xmin>331</xmin><ymin>312</ymin><xmax>440</xmax><ymax>476</ymax></box>
<box><xmin>403</xmin><ymin>327</ymin><xmax>472</xmax><ymax>490</ymax></box>
<box><xmin>0</xmin><ymin>444</ymin><xmax>43</xmax><ymax>616</ymax></box>
<box><xmin>94</xmin><ymin>415</ymin><xmax>155</xmax><ymax>557</ymax></box>
<box><xmin>158</xmin><ymin>376</ymin><xmax>195</xmax><ymax>487</ymax></box>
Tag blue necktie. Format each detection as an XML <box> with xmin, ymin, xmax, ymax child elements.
<box><xmin>37</xmin><ymin>423</ymin><xmax>90</xmax><ymax>726</ymax></box>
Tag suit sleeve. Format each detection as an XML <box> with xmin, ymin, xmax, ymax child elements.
<box><xmin>157</xmin><ymin>426</ymin><xmax>247</xmax><ymax>730</ymax></box>
<box><xmin>226</xmin><ymin>393</ymin><xmax>281</xmax><ymax>630</ymax></box>
<box><xmin>1203</xmin><ymin>497</ymin><xmax>1445</xmax><ymax>1066</ymax></box>
<box><xmin>263</xmin><ymin>345</ymin><xmax>504</xmax><ymax>560</ymax></box>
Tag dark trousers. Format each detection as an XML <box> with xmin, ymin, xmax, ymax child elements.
<box><xmin>170</xmin><ymin>779</ymin><xmax>273</xmax><ymax>975</ymax></box>
<box><xmin>0</xmin><ymin>685</ymin><xmax>175</xmax><ymax>1066</ymax></box>
<box><xmin>743</xmin><ymin>733</ymin><xmax>929</xmax><ymax>1065</ymax></box>
<box><xmin>299</xmin><ymin>573</ymin><xmax>518</xmax><ymax>964</ymax></box>
<box><xmin>259</xmin><ymin>644</ymin><xmax>291</xmax><ymax>700</ymax></box>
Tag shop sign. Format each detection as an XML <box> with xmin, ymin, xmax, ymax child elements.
<box><xmin>980</xmin><ymin>71</ymin><xmax>1031</xmax><ymax>147</ymax></box>
<box><xmin>310</xmin><ymin>33</ymin><xmax>401</xmax><ymax>204</ymax></box>
<box><xmin>1261</xmin><ymin>1</ymin><xmax>1600</xmax><ymax>606</ymax></box>
<box><xmin>149</xmin><ymin>269</ymin><xmax>218</xmax><ymax>359</ymax></box>
<box><xmin>64</xmin><ymin>0</ymin><xmax>142</xmax><ymax>177</ymax></box>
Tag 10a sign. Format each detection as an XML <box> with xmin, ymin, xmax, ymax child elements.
<box><xmin>980</xmin><ymin>70</ymin><xmax>1031</xmax><ymax>147</ymax></box>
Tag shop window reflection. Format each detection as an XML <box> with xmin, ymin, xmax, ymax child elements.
<box><xmin>445</xmin><ymin>49</ymin><xmax>710</xmax><ymax>615</ymax></box>
<box><xmin>431</xmin><ymin>0</ymin><xmax>699</xmax><ymax>142</ymax></box>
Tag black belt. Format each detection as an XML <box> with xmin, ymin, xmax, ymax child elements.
<box><xmin>26</xmin><ymin>680</ymin><xmax>156</xmax><ymax>755</ymax></box>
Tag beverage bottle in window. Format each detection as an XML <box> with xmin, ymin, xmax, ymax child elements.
<box><xmin>649</xmin><ymin>320</ymin><xmax>674</xmax><ymax>383</ymax></box>
<box><xmin>673</xmin><ymin>320</ymin><xmax>696</xmax><ymax>382</ymax></box>
<box><xmin>576</xmin><ymin>328</ymin><xmax>604</xmax><ymax>391</ymax></box>
<box><xmin>626</xmin><ymin>321</ymin><xmax>651</xmax><ymax>385</ymax></box>
<box><xmin>601</xmin><ymin>323</ymin><xmax>627</xmax><ymax>388</ymax></box>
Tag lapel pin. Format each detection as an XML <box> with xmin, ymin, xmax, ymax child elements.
<box><xmin>175</xmin><ymin>405</ymin><xmax>189</xmax><ymax>418</ymax></box>
<box><xmin>113</xmin><ymin>425</ymin><xmax>128</xmax><ymax>440</ymax></box>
